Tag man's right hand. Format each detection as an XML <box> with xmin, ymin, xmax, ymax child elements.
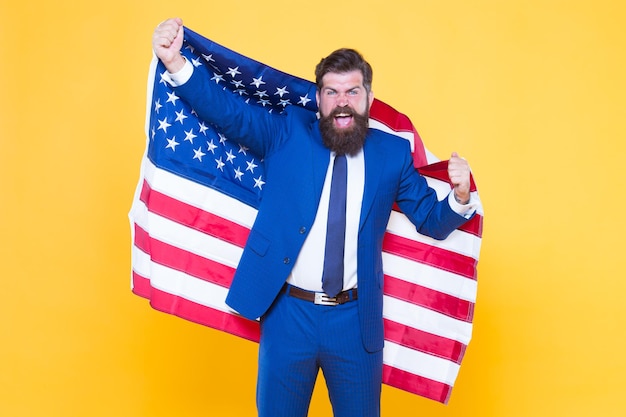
<box><xmin>152</xmin><ymin>18</ymin><xmax>186</xmax><ymax>73</ymax></box>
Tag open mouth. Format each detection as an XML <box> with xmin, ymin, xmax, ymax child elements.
<box><xmin>333</xmin><ymin>112</ymin><xmax>354</xmax><ymax>129</ymax></box>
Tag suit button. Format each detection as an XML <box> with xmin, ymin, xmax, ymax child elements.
<box><xmin>283</xmin><ymin>257</ymin><xmax>290</xmax><ymax>264</ymax></box>
<box><xmin>299</xmin><ymin>227</ymin><xmax>306</xmax><ymax>234</ymax></box>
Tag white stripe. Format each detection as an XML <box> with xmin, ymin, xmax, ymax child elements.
<box><xmin>422</xmin><ymin>176</ymin><xmax>454</xmax><ymax>201</ymax></box>
<box><xmin>382</xmin><ymin>252</ymin><xmax>478</xmax><ymax>302</ymax></box>
<box><xmin>132</xmin><ymin>244</ymin><xmax>152</xmax><ymax>280</ymax></box>
<box><xmin>383</xmin><ymin>296</ymin><xmax>473</xmax><ymax>344</ymax></box>
<box><xmin>425</xmin><ymin>148</ymin><xmax>440</xmax><ymax>165</ymax></box>
<box><xmin>387</xmin><ymin>210</ymin><xmax>482</xmax><ymax>259</ymax></box>
<box><xmin>142</xmin><ymin>159</ymin><xmax>258</xmax><ymax>228</ymax></box>
<box><xmin>383</xmin><ymin>340</ymin><xmax>460</xmax><ymax>386</ymax></box>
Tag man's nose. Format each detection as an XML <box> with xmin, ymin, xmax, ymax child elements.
<box><xmin>336</xmin><ymin>94</ymin><xmax>349</xmax><ymax>107</ymax></box>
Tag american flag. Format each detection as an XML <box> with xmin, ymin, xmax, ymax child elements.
<box><xmin>129</xmin><ymin>27</ymin><xmax>484</xmax><ymax>404</ymax></box>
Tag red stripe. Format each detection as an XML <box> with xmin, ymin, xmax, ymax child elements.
<box><xmin>383</xmin><ymin>364</ymin><xmax>452</xmax><ymax>404</ymax></box>
<box><xmin>383</xmin><ymin>233</ymin><xmax>478</xmax><ymax>280</ymax></box>
<box><xmin>384</xmin><ymin>275</ymin><xmax>474</xmax><ymax>322</ymax></box>
<box><xmin>132</xmin><ymin>272</ymin><xmax>260</xmax><ymax>342</ymax></box>
<box><xmin>133</xmin><ymin>222</ymin><xmax>151</xmax><ymax>254</ymax></box>
<box><xmin>131</xmin><ymin>270</ymin><xmax>152</xmax><ymax>299</ymax></box>
<box><xmin>383</xmin><ymin>319</ymin><xmax>467</xmax><ymax>364</ymax></box>
<box><xmin>140</xmin><ymin>180</ymin><xmax>251</xmax><ymax>248</ymax></box>
<box><xmin>134</xmin><ymin>224</ymin><xmax>236</xmax><ymax>288</ymax></box>
<box><xmin>458</xmin><ymin>213</ymin><xmax>483</xmax><ymax>237</ymax></box>
<box><xmin>370</xmin><ymin>99</ymin><xmax>427</xmax><ymax>168</ymax></box>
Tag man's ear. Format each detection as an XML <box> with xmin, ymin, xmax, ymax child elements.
<box><xmin>368</xmin><ymin>90</ymin><xmax>374</xmax><ymax>107</ymax></box>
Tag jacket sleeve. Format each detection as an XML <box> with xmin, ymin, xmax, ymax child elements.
<box><xmin>173</xmin><ymin>66</ymin><xmax>288</xmax><ymax>158</ymax></box>
<box><xmin>394</xmin><ymin>141</ymin><xmax>469</xmax><ymax>240</ymax></box>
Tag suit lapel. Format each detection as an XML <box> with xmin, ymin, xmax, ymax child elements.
<box><xmin>359</xmin><ymin>133</ymin><xmax>387</xmax><ymax>231</ymax></box>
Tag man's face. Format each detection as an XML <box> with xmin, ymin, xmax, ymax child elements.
<box><xmin>316</xmin><ymin>70</ymin><xmax>374</xmax><ymax>123</ymax></box>
<box><xmin>316</xmin><ymin>70</ymin><xmax>375</xmax><ymax>155</ymax></box>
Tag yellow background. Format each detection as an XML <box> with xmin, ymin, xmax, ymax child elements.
<box><xmin>2</xmin><ymin>0</ymin><xmax>625</xmax><ymax>415</ymax></box>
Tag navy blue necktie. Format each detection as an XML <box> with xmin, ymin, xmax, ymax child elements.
<box><xmin>322</xmin><ymin>154</ymin><xmax>347</xmax><ymax>298</ymax></box>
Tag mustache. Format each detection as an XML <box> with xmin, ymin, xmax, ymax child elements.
<box><xmin>329</xmin><ymin>106</ymin><xmax>357</xmax><ymax>117</ymax></box>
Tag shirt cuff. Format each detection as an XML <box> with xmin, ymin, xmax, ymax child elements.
<box><xmin>160</xmin><ymin>57</ymin><xmax>193</xmax><ymax>87</ymax></box>
<box><xmin>447</xmin><ymin>191</ymin><xmax>478</xmax><ymax>219</ymax></box>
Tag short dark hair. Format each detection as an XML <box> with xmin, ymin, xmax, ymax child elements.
<box><xmin>314</xmin><ymin>48</ymin><xmax>373</xmax><ymax>93</ymax></box>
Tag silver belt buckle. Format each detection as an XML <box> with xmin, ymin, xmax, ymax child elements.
<box><xmin>314</xmin><ymin>293</ymin><xmax>338</xmax><ymax>306</ymax></box>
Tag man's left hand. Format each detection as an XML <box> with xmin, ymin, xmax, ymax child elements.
<box><xmin>448</xmin><ymin>152</ymin><xmax>471</xmax><ymax>205</ymax></box>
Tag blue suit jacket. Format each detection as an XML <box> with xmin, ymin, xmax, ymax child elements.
<box><xmin>175</xmin><ymin>68</ymin><xmax>469</xmax><ymax>353</ymax></box>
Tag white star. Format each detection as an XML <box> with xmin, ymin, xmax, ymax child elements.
<box><xmin>231</xmin><ymin>79</ymin><xmax>244</xmax><ymax>89</ymax></box>
<box><xmin>211</xmin><ymin>73</ymin><xmax>225</xmax><ymax>84</ymax></box>
<box><xmin>238</xmin><ymin>144</ymin><xmax>249</xmax><ymax>155</ymax></box>
<box><xmin>154</xmin><ymin>99</ymin><xmax>163</xmax><ymax>114</ymax></box>
<box><xmin>251</xmin><ymin>76</ymin><xmax>265</xmax><ymax>88</ymax></box>
<box><xmin>279</xmin><ymin>99</ymin><xmax>291</xmax><ymax>107</ymax></box>
<box><xmin>253</xmin><ymin>176</ymin><xmax>265</xmax><ymax>190</ymax></box>
<box><xmin>233</xmin><ymin>166</ymin><xmax>244</xmax><ymax>181</ymax></box>
<box><xmin>166</xmin><ymin>91</ymin><xmax>179</xmax><ymax>105</ymax></box>
<box><xmin>191</xmin><ymin>57</ymin><xmax>203</xmax><ymax>67</ymax></box>
<box><xmin>246</xmin><ymin>159</ymin><xmax>258</xmax><ymax>173</ymax></box>
<box><xmin>185</xmin><ymin>44</ymin><xmax>196</xmax><ymax>54</ymax></box>
<box><xmin>157</xmin><ymin>117</ymin><xmax>171</xmax><ymax>133</ymax></box>
<box><xmin>193</xmin><ymin>147</ymin><xmax>206</xmax><ymax>162</ymax></box>
<box><xmin>235</xmin><ymin>89</ymin><xmax>248</xmax><ymax>96</ymax></box>
<box><xmin>207</xmin><ymin>139</ymin><xmax>218</xmax><ymax>153</ymax></box>
<box><xmin>158</xmin><ymin>72</ymin><xmax>169</xmax><ymax>85</ymax></box>
<box><xmin>225</xmin><ymin>149</ymin><xmax>236</xmax><ymax>163</ymax></box>
<box><xmin>298</xmin><ymin>95</ymin><xmax>312</xmax><ymax>106</ymax></box>
<box><xmin>165</xmin><ymin>137</ymin><xmax>179</xmax><ymax>151</ymax></box>
<box><xmin>258</xmin><ymin>98</ymin><xmax>271</xmax><ymax>107</ymax></box>
<box><xmin>175</xmin><ymin>109</ymin><xmax>188</xmax><ymax>124</ymax></box>
<box><xmin>184</xmin><ymin>129</ymin><xmax>197</xmax><ymax>143</ymax></box>
<box><xmin>198</xmin><ymin>121</ymin><xmax>209</xmax><ymax>135</ymax></box>
<box><xmin>218</xmin><ymin>133</ymin><xmax>228</xmax><ymax>144</ymax></box>
<box><xmin>151</xmin><ymin>127</ymin><xmax>156</xmax><ymax>140</ymax></box>
<box><xmin>202</xmin><ymin>54</ymin><xmax>215</xmax><ymax>63</ymax></box>
<box><xmin>226</xmin><ymin>66</ymin><xmax>241</xmax><ymax>78</ymax></box>
<box><xmin>254</xmin><ymin>90</ymin><xmax>268</xmax><ymax>98</ymax></box>
<box><xmin>275</xmin><ymin>86</ymin><xmax>289</xmax><ymax>97</ymax></box>
<box><xmin>215</xmin><ymin>157</ymin><xmax>225</xmax><ymax>171</ymax></box>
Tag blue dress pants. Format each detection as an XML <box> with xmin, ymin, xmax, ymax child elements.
<box><xmin>256</xmin><ymin>287</ymin><xmax>383</xmax><ymax>417</ymax></box>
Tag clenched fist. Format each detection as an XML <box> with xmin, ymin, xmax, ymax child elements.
<box><xmin>448</xmin><ymin>152</ymin><xmax>471</xmax><ymax>205</ymax></box>
<box><xmin>152</xmin><ymin>17</ymin><xmax>186</xmax><ymax>73</ymax></box>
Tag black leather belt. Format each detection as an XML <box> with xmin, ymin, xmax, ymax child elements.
<box><xmin>281</xmin><ymin>284</ymin><xmax>358</xmax><ymax>306</ymax></box>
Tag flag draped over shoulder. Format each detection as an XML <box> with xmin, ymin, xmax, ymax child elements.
<box><xmin>129</xmin><ymin>27</ymin><xmax>484</xmax><ymax>405</ymax></box>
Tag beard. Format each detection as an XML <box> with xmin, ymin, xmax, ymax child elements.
<box><xmin>319</xmin><ymin>106</ymin><xmax>369</xmax><ymax>156</ymax></box>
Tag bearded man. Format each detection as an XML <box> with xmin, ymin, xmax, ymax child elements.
<box><xmin>153</xmin><ymin>17</ymin><xmax>477</xmax><ymax>417</ymax></box>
